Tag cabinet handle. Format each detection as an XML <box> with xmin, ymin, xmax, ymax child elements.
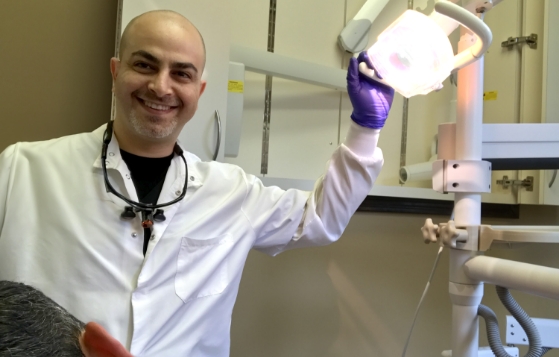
<box><xmin>213</xmin><ymin>110</ymin><xmax>221</xmax><ymax>161</ymax></box>
<box><xmin>549</xmin><ymin>170</ymin><xmax>557</xmax><ymax>188</ymax></box>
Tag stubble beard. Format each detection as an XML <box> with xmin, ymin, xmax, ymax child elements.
<box><xmin>128</xmin><ymin>110</ymin><xmax>179</xmax><ymax>139</ymax></box>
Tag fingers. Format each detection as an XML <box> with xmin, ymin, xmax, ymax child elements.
<box><xmin>348</xmin><ymin>53</ymin><xmax>395</xmax><ymax>95</ymax></box>
<box><xmin>82</xmin><ymin>322</ymin><xmax>134</xmax><ymax>357</ymax></box>
<box><xmin>347</xmin><ymin>57</ymin><xmax>359</xmax><ymax>81</ymax></box>
<box><xmin>357</xmin><ymin>51</ymin><xmax>373</xmax><ymax>70</ymax></box>
<box><xmin>357</xmin><ymin>51</ymin><xmax>384</xmax><ymax>80</ymax></box>
<box><xmin>346</xmin><ymin>57</ymin><xmax>360</xmax><ymax>93</ymax></box>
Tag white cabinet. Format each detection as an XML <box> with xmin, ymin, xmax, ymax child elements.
<box><xmin>483</xmin><ymin>0</ymin><xmax>551</xmax><ymax>205</ymax></box>
<box><xmin>539</xmin><ymin>0</ymin><xmax>559</xmax><ymax>205</ymax></box>
<box><xmin>224</xmin><ymin>0</ymin><xmax>558</xmax><ymax>207</ymax></box>
<box><xmin>481</xmin><ymin>0</ymin><xmax>522</xmax><ymax>205</ymax></box>
<box><xmin>224</xmin><ymin>0</ymin><xmax>345</xmax><ymax>181</ymax></box>
<box><xmin>119</xmin><ymin>0</ymin><xmax>230</xmax><ymax>162</ymax></box>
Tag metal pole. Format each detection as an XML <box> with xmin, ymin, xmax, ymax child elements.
<box><xmin>261</xmin><ymin>0</ymin><xmax>277</xmax><ymax>175</ymax></box>
<box><xmin>111</xmin><ymin>0</ymin><xmax>124</xmax><ymax>122</ymax></box>
<box><xmin>450</xmin><ymin>25</ymin><xmax>485</xmax><ymax>357</ymax></box>
<box><xmin>399</xmin><ymin>0</ymin><xmax>414</xmax><ymax>183</ymax></box>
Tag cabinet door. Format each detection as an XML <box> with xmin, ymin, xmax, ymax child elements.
<box><xmin>540</xmin><ymin>0</ymin><xmax>559</xmax><ymax>204</ymax></box>
<box><xmin>482</xmin><ymin>0</ymin><xmax>522</xmax><ymax>204</ymax></box>
<box><xmin>224</xmin><ymin>0</ymin><xmax>344</xmax><ymax>181</ymax></box>
<box><xmin>120</xmin><ymin>0</ymin><xmax>230</xmax><ymax>162</ymax></box>
<box><xmin>484</xmin><ymin>0</ymin><xmax>550</xmax><ymax>205</ymax></box>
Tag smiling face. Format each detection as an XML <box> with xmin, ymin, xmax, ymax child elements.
<box><xmin>110</xmin><ymin>11</ymin><xmax>207</xmax><ymax>156</ymax></box>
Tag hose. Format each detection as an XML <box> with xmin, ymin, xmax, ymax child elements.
<box><xmin>478</xmin><ymin>304</ymin><xmax>513</xmax><ymax>357</ymax></box>
<box><xmin>477</xmin><ymin>286</ymin><xmax>546</xmax><ymax>357</ymax></box>
<box><xmin>496</xmin><ymin>286</ymin><xmax>543</xmax><ymax>357</ymax></box>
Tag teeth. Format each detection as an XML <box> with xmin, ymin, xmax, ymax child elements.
<box><xmin>143</xmin><ymin>100</ymin><xmax>172</xmax><ymax>111</ymax></box>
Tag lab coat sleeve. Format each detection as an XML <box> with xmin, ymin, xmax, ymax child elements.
<box><xmin>0</xmin><ymin>144</ymin><xmax>16</xmax><ymax>235</ymax></box>
<box><xmin>250</xmin><ymin>121</ymin><xmax>383</xmax><ymax>256</ymax></box>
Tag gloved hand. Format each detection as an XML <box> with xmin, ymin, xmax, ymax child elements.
<box><xmin>347</xmin><ymin>51</ymin><xmax>395</xmax><ymax>129</ymax></box>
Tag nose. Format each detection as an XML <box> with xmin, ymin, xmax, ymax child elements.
<box><xmin>148</xmin><ymin>72</ymin><xmax>172</xmax><ymax>98</ymax></box>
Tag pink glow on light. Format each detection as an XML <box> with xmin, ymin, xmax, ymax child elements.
<box><xmin>368</xmin><ymin>10</ymin><xmax>455</xmax><ymax>98</ymax></box>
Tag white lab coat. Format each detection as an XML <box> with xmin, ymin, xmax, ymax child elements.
<box><xmin>0</xmin><ymin>122</ymin><xmax>383</xmax><ymax>356</ymax></box>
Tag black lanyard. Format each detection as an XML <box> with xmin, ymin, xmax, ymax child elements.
<box><xmin>101</xmin><ymin>120</ymin><xmax>188</xmax><ymax>228</ymax></box>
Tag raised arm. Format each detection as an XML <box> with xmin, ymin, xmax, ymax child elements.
<box><xmin>249</xmin><ymin>52</ymin><xmax>395</xmax><ymax>255</ymax></box>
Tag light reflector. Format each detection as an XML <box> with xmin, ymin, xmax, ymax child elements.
<box><xmin>367</xmin><ymin>10</ymin><xmax>455</xmax><ymax>98</ymax></box>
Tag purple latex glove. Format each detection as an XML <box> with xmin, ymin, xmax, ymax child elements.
<box><xmin>347</xmin><ymin>51</ymin><xmax>395</xmax><ymax>129</ymax></box>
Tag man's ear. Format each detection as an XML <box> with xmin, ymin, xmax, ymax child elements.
<box><xmin>110</xmin><ymin>57</ymin><xmax>120</xmax><ymax>81</ymax></box>
<box><xmin>81</xmin><ymin>322</ymin><xmax>133</xmax><ymax>357</ymax></box>
<box><xmin>199</xmin><ymin>80</ymin><xmax>207</xmax><ymax>97</ymax></box>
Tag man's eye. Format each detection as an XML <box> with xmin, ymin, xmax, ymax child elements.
<box><xmin>176</xmin><ymin>71</ymin><xmax>192</xmax><ymax>80</ymax></box>
<box><xmin>134</xmin><ymin>62</ymin><xmax>152</xmax><ymax>70</ymax></box>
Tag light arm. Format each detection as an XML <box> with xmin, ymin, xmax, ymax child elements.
<box><xmin>337</xmin><ymin>0</ymin><xmax>390</xmax><ymax>53</ymax></box>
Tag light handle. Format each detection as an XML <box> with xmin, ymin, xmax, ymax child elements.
<box><xmin>434</xmin><ymin>0</ymin><xmax>493</xmax><ymax>71</ymax></box>
<box><xmin>357</xmin><ymin>62</ymin><xmax>391</xmax><ymax>86</ymax></box>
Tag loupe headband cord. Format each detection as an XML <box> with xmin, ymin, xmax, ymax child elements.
<box><xmin>101</xmin><ymin>120</ymin><xmax>188</xmax><ymax>211</ymax></box>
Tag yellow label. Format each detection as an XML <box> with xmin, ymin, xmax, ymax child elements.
<box><xmin>228</xmin><ymin>80</ymin><xmax>244</xmax><ymax>93</ymax></box>
<box><xmin>483</xmin><ymin>91</ymin><xmax>498</xmax><ymax>101</ymax></box>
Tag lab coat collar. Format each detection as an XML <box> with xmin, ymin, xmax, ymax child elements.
<box><xmin>92</xmin><ymin>123</ymin><xmax>121</xmax><ymax>170</ymax></box>
<box><xmin>91</xmin><ymin>123</ymin><xmax>204</xmax><ymax>189</ymax></box>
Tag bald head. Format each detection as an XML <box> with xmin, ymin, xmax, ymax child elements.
<box><xmin>119</xmin><ymin>10</ymin><xmax>206</xmax><ymax>69</ymax></box>
<box><xmin>109</xmin><ymin>9</ymin><xmax>208</xmax><ymax>156</ymax></box>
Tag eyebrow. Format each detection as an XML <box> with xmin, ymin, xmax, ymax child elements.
<box><xmin>130</xmin><ymin>50</ymin><xmax>199</xmax><ymax>73</ymax></box>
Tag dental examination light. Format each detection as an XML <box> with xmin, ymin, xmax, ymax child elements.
<box><xmin>359</xmin><ymin>1</ymin><xmax>492</xmax><ymax>98</ymax></box>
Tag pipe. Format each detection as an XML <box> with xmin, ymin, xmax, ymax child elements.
<box><xmin>434</xmin><ymin>1</ymin><xmax>493</xmax><ymax>70</ymax></box>
<box><xmin>465</xmin><ymin>256</ymin><xmax>559</xmax><ymax>301</ymax></box>
<box><xmin>449</xmin><ymin>23</ymin><xmax>485</xmax><ymax>357</ymax></box>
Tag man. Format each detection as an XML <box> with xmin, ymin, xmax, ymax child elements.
<box><xmin>0</xmin><ymin>280</ymin><xmax>132</xmax><ymax>357</ymax></box>
<box><xmin>0</xmin><ymin>10</ymin><xmax>394</xmax><ymax>356</ymax></box>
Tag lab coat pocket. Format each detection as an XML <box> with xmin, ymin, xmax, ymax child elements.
<box><xmin>175</xmin><ymin>234</ymin><xmax>231</xmax><ymax>303</ymax></box>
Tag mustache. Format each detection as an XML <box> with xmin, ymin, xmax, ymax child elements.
<box><xmin>133</xmin><ymin>90</ymin><xmax>181</xmax><ymax>106</ymax></box>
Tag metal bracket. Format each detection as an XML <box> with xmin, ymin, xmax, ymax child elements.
<box><xmin>501</xmin><ymin>33</ymin><xmax>538</xmax><ymax>49</ymax></box>
<box><xmin>496</xmin><ymin>175</ymin><xmax>533</xmax><ymax>191</ymax></box>
<box><xmin>432</xmin><ymin>160</ymin><xmax>492</xmax><ymax>194</ymax></box>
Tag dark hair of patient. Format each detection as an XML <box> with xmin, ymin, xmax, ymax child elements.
<box><xmin>0</xmin><ymin>280</ymin><xmax>85</xmax><ymax>357</ymax></box>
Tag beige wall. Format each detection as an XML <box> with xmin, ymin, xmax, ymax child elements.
<box><xmin>0</xmin><ymin>1</ymin><xmax>116</xmax><ymax>151</ymax></box>
<box><xmin>3</xmin><ymin>2</ymin><xmax>559</xmax><ymax>357</ymax></box>
<box><xmin>231</xmin><ymin>207</ymin><xmax>559</xmax><ymax>357</ymax></box>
